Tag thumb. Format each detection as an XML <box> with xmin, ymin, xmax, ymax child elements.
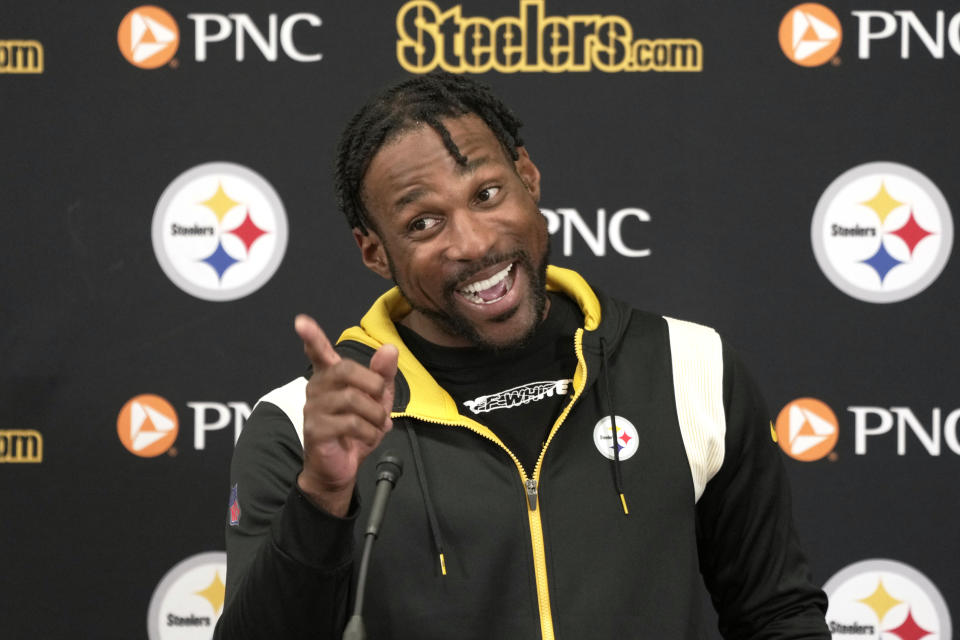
<box><xmin>369</xmin><ymin>343</ymin><xmax>399</xmax><ymax>420</ymax></box>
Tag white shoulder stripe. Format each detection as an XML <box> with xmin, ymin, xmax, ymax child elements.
<box><xmin>255</xmin><ymin>377</ymin><xmax>308</xmax><ymax>447</ymax></box>
<box><xmin>664</xmin><ymin>317</ymin><xmax>726</xmax><ymax>503</ymax></box>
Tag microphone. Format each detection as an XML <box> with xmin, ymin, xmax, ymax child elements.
<box><xmin>365</xmin><ymin>452</ymin><xmax>403</xmax><ymax>538</ymax></box>
<box><xmin>342</xmin><ymin>451</ymin><xmax>404</xmax><ymax>640</ymax></box>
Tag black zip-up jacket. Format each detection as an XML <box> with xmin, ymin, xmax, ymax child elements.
<box><xmin>215</xmin><ymin>266</ymin><xmax>829</xmax><ymax>639</ymax></box>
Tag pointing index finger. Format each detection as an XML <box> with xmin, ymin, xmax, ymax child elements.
<box><xmin>295</xmin><ymin>314</ymin><xmax>341</xmax><ymax>370</ymax></box>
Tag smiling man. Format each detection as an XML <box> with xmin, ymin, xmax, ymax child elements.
<box><xmin>215</xmin><ymin>73</ymin><xmax>830</xmax><ymax>640</ymax></box>
<box><xmin>355</xmin><ymin>113</ymin><xmax>550</xmax><ymax>350</ymax></box>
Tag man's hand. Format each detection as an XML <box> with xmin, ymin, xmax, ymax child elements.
<box><xmin>294</xmin><ymin>314</ymin><xmax>398</xmax><ymax>516</ymax></box>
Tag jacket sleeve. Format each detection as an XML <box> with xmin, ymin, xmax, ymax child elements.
<box><xmin>214</xmin><ymin>397</ymin><xmax>358</xmax><ymax>640</ymax></box>
<box><xmin>695</xmin><ymin>343</ymin><xmax>829</xmax><ymax>639</ymax></box>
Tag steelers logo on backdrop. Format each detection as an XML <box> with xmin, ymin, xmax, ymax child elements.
<box><xmin>824</xmin><ymin>559</ymin><xmax>951</xmax><ymax>639</ymax></box>
<box><xmin>147</xmin><ymin>551</ymin><xmax>227</xmax><ymax>639</ymax></box>
<box><xmin>593</xmin><ymin>416</ymin><xmax>639</xmax><ymax>461</ymax></box>
<box><xmin>117</xmin><ymin>394</ymin><xmax>178</xmax><ymax>457</ymax></box>
<box><xmin>774</xmin><ymin>398</ymin><xmax>838</xmax><ymax>462</ymax></box>
<box><xmin>117</xmin><ymin>6</ymin><xmax>180</xmax><ymax>69</ymax></box>
<box><xmin>152</xmin><ymin>162</ymin><xmax>288</xmax><ymax>301</ymax></box>
<box><xmin>811</xmin><ymin>162</ymin><xmax>953</xmax><ymax>303</ymax></box>
<box><xmin>779</xmin><ymin>3</ymin><xmax>842</xmax><ymax>67</ymax></box>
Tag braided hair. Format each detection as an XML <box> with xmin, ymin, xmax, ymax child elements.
<box><xmin>335</xmin><ymin>71</ymin><xmax>525</xmax><ymax>234</ymax></box>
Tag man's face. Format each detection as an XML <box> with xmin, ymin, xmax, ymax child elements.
<box><xmin>356</xmin><ymin>114</ymin><xmax>549</xmax><ymax>350</ymax></box>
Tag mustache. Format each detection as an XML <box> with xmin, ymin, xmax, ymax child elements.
<box><xmin>443</xmin><ymin>249</ymin><xmax>528</xmax><ymax>295</ymax></box>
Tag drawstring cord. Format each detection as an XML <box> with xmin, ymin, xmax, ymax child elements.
<box><xmin>405</xmin><ymin>425</ymin><xmax>448</xmax><ymax>576</ymax></box>
<box><xmin>599</xmin><ymin>337</ymin><xmax>629</xmax><ymax>515</ymax></box>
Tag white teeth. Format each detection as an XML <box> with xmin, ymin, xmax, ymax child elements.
<box><xmin>459</xmin><ymin>263</ymin><xmax>513</xmax><ymax>295</ymax></box>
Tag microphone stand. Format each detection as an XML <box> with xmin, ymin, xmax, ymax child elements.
<box><xmin>342</xmin><ymin>451</ymin><xmax>403</xmax><ymax>640</ymax></box>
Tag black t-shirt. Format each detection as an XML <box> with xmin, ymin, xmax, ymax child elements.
<box><xmin>395</xmin><ymin>292</ymin><xmax>582</xmax><ymax>474</ymax></box>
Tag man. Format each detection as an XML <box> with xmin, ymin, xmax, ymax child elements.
<box><xmin>215</xmin><ymin>72</ymin><xmax>829</xmax><ymax>639</ymax></box>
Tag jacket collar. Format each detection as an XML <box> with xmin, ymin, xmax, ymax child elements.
<box><xmin>337</xmin><ymin>265</ymin><xmax>604</xmax><ymax>420</ymax></box>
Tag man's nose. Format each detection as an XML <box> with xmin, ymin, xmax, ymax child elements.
<box><xmin>443</xmin><ymin>210</ymin><xmax>497</xmax><ymax>261</ymax></box>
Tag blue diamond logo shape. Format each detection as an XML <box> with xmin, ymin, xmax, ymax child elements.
<box><xmin>860</xmin><ymin>240</ymin><xmax>903</xmax><ymax>284</ymax></box>
<box><xmin>200</xmin><ymin>240</ymin><xmax>240</xmax><ymax>281</ymax></box>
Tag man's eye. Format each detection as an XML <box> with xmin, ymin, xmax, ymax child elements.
<box><xmin>410</xmin><ymin>217</ymin><xmax>439</xmax><ymax>232</ymax></box>
<box><xmin>477</xmin><ymin>186</ymin><xmax>500</xmax><ymax>202</ymax></box>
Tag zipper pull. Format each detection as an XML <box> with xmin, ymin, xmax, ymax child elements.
<box><xmin>525</xmin><ymin>478</ymin><xmax>538</xmax><ymax>511</ymax></box>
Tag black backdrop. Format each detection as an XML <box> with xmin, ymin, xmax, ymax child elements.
<box><xmin>2</xmin><ymin>1</ymin><xmax>957</xmax><ymax>638</ymax></box>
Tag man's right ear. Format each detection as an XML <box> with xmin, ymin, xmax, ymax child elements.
<box><xmin>353</xmin><ymin>227</ymin><xmax>392</xmax><ymax>280</ymax></box>
<box><xmin>514</xmin><ymin>146</ymin><xmax>542</xmax><ymax>203</ymax></box>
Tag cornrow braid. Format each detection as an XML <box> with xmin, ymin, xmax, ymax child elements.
<box><xmin>335</xmin><ymin>71</ymin><xmax>525</xmax><ymax>234</ymax></box>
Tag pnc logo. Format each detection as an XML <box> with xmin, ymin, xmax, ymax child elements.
<box><xmin>118</xmin><ymin>6</ymin><xmax>180</xmax><ymax>69</ymax></box>
<box><xmin>824</xmin><ymin>559</ymin><xmax>952</xmax><ymax>639</ymax></box>
<box><xmin>541</xmin><ymin>206</ymin><xmax>651</xmax><ymax>258</ymax></box>
<box><xmin>774</xmin><ymin>397</ymin><xmax>839</xmax><ymax>462</ymax></box>
<box><xmin>117</xmin><ymin>394</ymin><xmax>179</xmax><ymax>457</ymax></box>
<box><xmin>117</xmin><ymin>396</ymin><xmax>250</xmax><ymax>456</ymax></box>
<box><xmin>853</xmin><ymin>10</ymin><xmax>960</xmax><ymax>59</ymax></box>
<box><xmin>779</xmin><ymin>3</ymin><xmax>842</xmax><ymax>67</ymax></box>
<box><xmin>777</xmin><ymin>399</ymin><xmax>960</xmax><ymax>458</ymax></box>
<box><xmin>118</xmin><ymin>6</ymin><xmax>322</xmax><ymax>67</ymax></box>
<box><xmin>779</xmin><ymin>6</ymin><xmax>960</xmax><ymax>64</ymax></box>
<box><xmin>811</xmin><ymin>162</ymin><xmax>953</xmax><ymax>304</ymax></box>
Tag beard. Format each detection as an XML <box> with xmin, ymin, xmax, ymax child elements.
<box><xmin>388</xmin><ymin>236</ymin><xmax>551</xmax><ymax>352</ymax></box>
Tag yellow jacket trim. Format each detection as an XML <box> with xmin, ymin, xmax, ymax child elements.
<box><xmin>337</xmin><ymin>264</ymin><xmax>601</xmax><ymax>422</ymax></box>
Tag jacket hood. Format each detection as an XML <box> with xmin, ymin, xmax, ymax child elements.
<box><xmin>337</xmin><ymin>265</ymin><xmax>630</xmax><ymax>423</ymax></box>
